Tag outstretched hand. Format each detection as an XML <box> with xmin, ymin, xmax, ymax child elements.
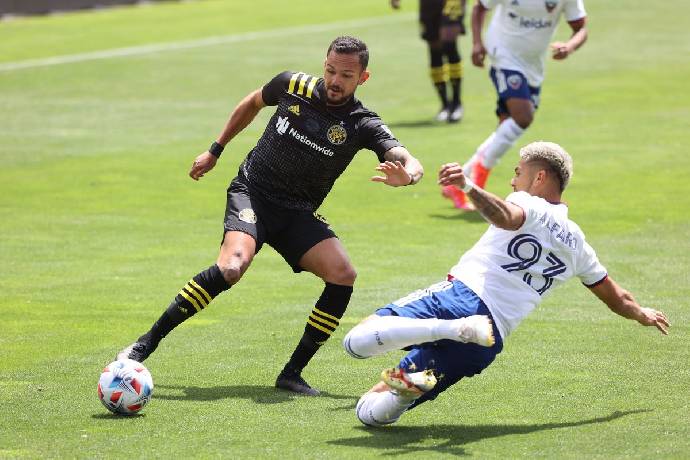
<box><xmin>638</xmin><ymin>307</ymin><xmax>671</xmax><ymax>335</ymax></box>
<box><xmin>189</xmin><ymin>151</ymin><xmax>218</xmax><ymax>181</ymax></box>
<box><xmin>371</xmin><ymin>161</ymin><xmax>412</xmax><ymax>187</ymax></box>
<box><xmin>438</xmin><ymin>162</ymin><xmax>468</xmax><ymax>188</ymax></box>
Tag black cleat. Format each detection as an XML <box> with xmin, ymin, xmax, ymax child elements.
<box><xmin>275</xmin><ymin>370</ymin><xmax>320</xmax><ymax>396</ymax></box>
<box><xmin>116</xmin><ymin>334</ymin><xmax>157</xmax><ymax>363</ymax></box>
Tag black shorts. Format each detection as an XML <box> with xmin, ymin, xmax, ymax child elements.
<box><xmin>420</xmin><ymin>0</ymin><xmax>464</xmax><ymax>42</ymax></box>
<box><xmin>223</xmin><ymin>176</ymin><xmax>337</xmax><ymax>273</ymax></box>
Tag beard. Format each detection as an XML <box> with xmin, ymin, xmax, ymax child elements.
<box><xmin>325</xmin><ymin>85</ymin><xmax>350</xmax><ymax>105</ymax></box>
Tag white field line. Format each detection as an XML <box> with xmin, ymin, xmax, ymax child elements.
<box><xmin>0</xmin><ymin>13</ymin><xmax>414</xmax><ymax>72</ymax></box>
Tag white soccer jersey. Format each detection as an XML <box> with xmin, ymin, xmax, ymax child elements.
<box><xmin>449</xmin><ymin>191</ymin><xmax>606</xmax><ymax>340</ymax></box>
<box><xmin>480</xmin><ymin>0</ymin><xmax>586</xmax><ymax>86</ymax></box>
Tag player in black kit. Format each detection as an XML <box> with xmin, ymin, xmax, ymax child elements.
<box><xmin>392</xmin><ymin>0</ymin><xmax>467</xmax><ymax>122</ymax></box>
<box><xmin>117</xmin><ymin>36</ymin><xmax>424</xmax><ymax>395</ymax></box>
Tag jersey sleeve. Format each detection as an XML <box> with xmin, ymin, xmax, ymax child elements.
<box><xmin>563</xmin><ymin>0</ymin><xmax>586</xmax><ymax>22</ymax></box>
<box><xmin>358</xmin><ymin>117</ymin><xmax>403</xmax><ymax>162</ymax></box>
<box><xmin>505</xmin><ymin>191</ymin><xmax>542</xmax><ymax>228</ymax></box>
<box><xmin>479</xmin><ymin>0</ymin><xmax>501</xmax><ymax>9</ymax></box>
<box><xmin>261</xmin><ymin>71</ymin><xmax>293</xmax><ymax>106</ymax></box>
<box><xmin>575</xmin><ymin>240</ymin><xmax>607</xmax><ymax>287</ymax></box>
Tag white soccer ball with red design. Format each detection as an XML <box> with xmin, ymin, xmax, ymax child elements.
<box><xmin>98</xmin><ymin>359</ymin><xmax>154</xmax><ymax>415</ymax></box>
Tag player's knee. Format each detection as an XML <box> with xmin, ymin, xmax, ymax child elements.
<box><xmin>217</xmin><ymin>255</ymin><xmax>250</xmax><ymax>285</ymax></box>
<box><xmin>512</xmin><ymin>111</ymin><xmax>533</xmax><ymax>129</ymax></box>
<box><xmin>343</xmin><ymin>325</ymin><xmax>369</xmax><ymax>359</ymax></box>
<box><xmin>442</xmin><ymin>40</ymin><xmax>460</xmax><ymax>60</ymax></box>
<box><xmin>217</xmin><ymin>249</ymin><xmax>252</xmax><ymax>285</ymax></box>
<box><xmin>355</xmin><ymin>392</ymin><xmax>397</xmax><ymax>427</ymax></box>
<box><xmin>326</xmin><ymin>264</ymin><xmax>356</xmax><ymax>286</ymax></box>
<box><xmin>218</xmin><ymin>264</ymin><xmax>242</xmax><ymax>285</ymax></box>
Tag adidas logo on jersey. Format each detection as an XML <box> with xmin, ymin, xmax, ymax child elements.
<box><xmin>288</xmin><ymin>104</ymin><xmax>300</xmax><ymax>116</ymax></box>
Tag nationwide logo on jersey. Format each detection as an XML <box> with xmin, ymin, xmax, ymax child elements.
<box><xmin>276</xmin><ymin>115</ymin><xmax>290</xmax><ymax>135</ymax></box>
<box><xmin>327</xmin><ymin>124</ymin><xmax>347</xmax><ymax>145</ymax></box>
<box><xmin>238</xmin><ymin>208</ymin><xmax>257</xmax><ymax>224</ymax></box>
<box><xmin>507</xmin><ymin>74</ymin><xmax>523</xmax><ymax>90</ymax></box>
<box><xmin>288</xmin><ymin>104</ymin><xmax>300</xmax><ymax>116</ymax></box>
<box><xmin>545</xmin><ymin>0</ymin><xmax>558</xmax><ymax>12</ymax></box>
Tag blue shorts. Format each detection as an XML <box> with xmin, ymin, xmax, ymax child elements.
<box><xmin>490</xmin><ymin>67</ymin><xmax>541</xmax><ymax>117</ymax></box>
<box><xmin>376</xmin><ymin>279</ymin><xmax>503</xmax><ymax>408</ymax></box>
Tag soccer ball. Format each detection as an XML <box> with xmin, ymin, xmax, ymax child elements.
<box><xmin>98</xmin><ymin>359</ymin><xmax>154</xmax><ymax>415</ymax></box>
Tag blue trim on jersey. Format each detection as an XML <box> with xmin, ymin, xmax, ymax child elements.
<box><xmin>490</xmin><ymin>67</ymin><xmax>541</xmax><ymax>116</ymax></box>
<box><xmin>375</xmin><ymin>279</ymin><xmax>503</xmax><ymax>409</ymax></box>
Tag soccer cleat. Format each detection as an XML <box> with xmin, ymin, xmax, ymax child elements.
<box><xmin>116</xmin><ymin>339</ymin><xmax>155</xmax><ymax>363</ymax></box>
<box><xmin>435</xmin><ymin>107</ymin><xmax>450</xmax><ymax>122</ymax></box>
<box><xmin>441</xmin><ymin>185</ymin><xmax>475</xmax><ymax>211</ymax></box>
<box><xmin>454</xmin><ymin>315</ymin><xmax>495</xmax><ymax>347</ymax></box>
<box><xmin>275</xmin><ymin>369</ymin><xmax>320</xmax><ymax>396</ymax></box>
<box><xmin>381</xmin><ymin>368</ymin><xmax>437</xmax><ymax>398</ymax></box>
<box><xmin>448</xmin><ymin>104</ymin><xmax>464</xmax><ymax>123</ymax></box>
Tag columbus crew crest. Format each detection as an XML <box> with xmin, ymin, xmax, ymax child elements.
<box><xmin>545</xmin><ymin>0</ymin><xmax>557</xmax><ymax>12</ymax></box>
<box><xmin>327</xmin><ymin>124</ymin><xmax>347</xmax><ymax>145</ymax></box>
<box><xmin>238</xmin><ymin>208</ymin><xmax>257</xmax><ymax>224</ymax></box>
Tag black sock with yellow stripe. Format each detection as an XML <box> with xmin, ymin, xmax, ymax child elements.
<box><xmin>444</xmin><ymin>41</ymin><xmax>463</xmax><ymax>107</ymax></box>
<box><xmin>281</xmin><ymin>282</ymin><xmax>353</xmax><ymax>375</ymax></box>
<box><xmin>429</xmin><ymin>46</ymin><xmax>448</xmax><ymax>109</ymax></box>
<box><xmin>140</xmin><ymin>264</ymin><xmax>230</xmax><ymax>348</ymax></box>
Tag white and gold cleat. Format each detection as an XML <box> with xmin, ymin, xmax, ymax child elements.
<box><xmin>381</xmin><ymin>368</ymin><xmax>437</xmax><ymax>398</ymax></box>
<box><xmin>455</xmin><ymin>315</ymin><xmax>495</xmax><ymax>347</ymax></box>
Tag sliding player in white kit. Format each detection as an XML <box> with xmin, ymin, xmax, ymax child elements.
<box><xmin>344</xmin><ymin>142</ymin><xmax>670</xmax><ymax>426</ymax></box>
<box><xmin>442</xmin><ymin>0</ymin><xmax>588</xmax><ymax>210</ymax></box>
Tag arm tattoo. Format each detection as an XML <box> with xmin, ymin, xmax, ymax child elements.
<box><xmin>468</xmin><ymin>188</ymin><xmax>512</xmax><ymax>228</ymax></box>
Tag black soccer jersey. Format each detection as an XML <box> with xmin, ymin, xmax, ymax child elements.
<box><xmin>238</xmin><ymin>71</ymin><xmax>402</xmax><ymax>211</ymax></box>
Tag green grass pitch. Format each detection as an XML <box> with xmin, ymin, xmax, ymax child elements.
<box><xmin>1</xmin><ymin>0</ymin><xmax>689</xmax><ymax>457</ymax></box>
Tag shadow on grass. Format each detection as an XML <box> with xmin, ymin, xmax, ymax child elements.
<box><xmin>91</xmin><ymin>413</ymin><xmax>145</xmax><ymax>420</ymax></box>
<box><xmin>154</xmin><ymin>384</ymin><xmax>352</xmax><ymax>404</ymax></box>
<box><xmin>328</xmin><ymin>409</ymin><xmax>650</xmax><ymax>456</ymax></box>
<box><xmin>428</xmin><ymin>211</ymin><xmax>486</xmax><ymax>223</ymax></box>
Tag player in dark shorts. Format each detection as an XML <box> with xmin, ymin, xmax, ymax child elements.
<box><xmin>116</xmin><ymin>36</ymin><xmax>424</xmax><ymax>396</ymax></box>
<box><xmin>392</xmin><ymin>0</ymin><xmax>467</xmax><ymax>122</ymax></box>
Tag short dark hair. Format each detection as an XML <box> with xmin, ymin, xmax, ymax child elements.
<box><xmin>327</xmin><ymin>36</ymin><xmax>369</xmax><ymax>70</ymax></box>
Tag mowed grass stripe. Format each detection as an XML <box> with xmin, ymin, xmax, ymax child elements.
<box><xmin>0</xmin><ymin>13</ymin><xmax>414</xmax><ymax>72</ymax></box>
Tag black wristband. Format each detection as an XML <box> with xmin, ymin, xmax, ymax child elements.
<box><xmin>209</xmin><ymin>141</ymin><xmax>224</xmax><ymax>158</ymax></box>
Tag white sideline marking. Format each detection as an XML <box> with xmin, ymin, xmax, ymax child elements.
<box><xmin>0</xmin><ymin>13</ymin><xmax>414</xmax><ymax>72</ymax></box>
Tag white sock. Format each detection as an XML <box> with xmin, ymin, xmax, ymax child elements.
<box><xmin>356</xmin><ymin>391</ymin><xmax>415</xmax><ymax>426</ymax></box>
<box><xmin>480</xmin><ymin>118</ymin><xmax>525</xmax><ymax>168</ymax></box>
<box><xmin>343</xmin><ymin>316</ymin><xmax>458</xmax><ymax>358</ymax></box>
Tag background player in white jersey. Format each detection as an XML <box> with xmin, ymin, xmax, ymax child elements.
<box><xmin>442</xmin><ymin>0</ymin><xmax>588</xmax><ymax>209</ymax></box>
<box><xmin>344</xmin><ymin>141</ymin><xmax>669</xmax><ymax>426</ymax></box>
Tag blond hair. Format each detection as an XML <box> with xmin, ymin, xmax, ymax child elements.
<box><xmin>519</xmin><ymin>141</ymin><xmax>573</xmax><ymax>192</ymax></box>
